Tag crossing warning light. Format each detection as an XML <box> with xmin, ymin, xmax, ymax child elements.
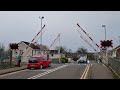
<box><xmin>9</xmin><ymin>43</ymin><xmax>19</xmax><ymax>49</ymax></box>
<box><xmin>100</xmin><ymin>40</ymin><xmax>113</xmax><ymax>48</ymax></box>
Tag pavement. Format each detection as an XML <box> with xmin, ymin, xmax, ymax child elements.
<box><xmin>0</xmin><ymin>65</ymin><xmax>27</xmax><ymax>75</ymax></box>
<box><xmin>89</xmin><ymin>62</ymin><xmax>113</xmax><ymax>79</ymax></box>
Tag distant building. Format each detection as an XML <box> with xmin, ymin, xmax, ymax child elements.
<box><xmin>111</xmin><ymin>45</ymin><xmax>120</xmax><ymax>58</ymax></box>
<box><xmin>44</xmin><ymin>49</ymin><xmax>65</xmax><ymax>60</ymax></box>
<box><xmin>66</xmin><ymin>52</ymin><xmax>81</xmax><ymax>58</ymax></box>
<box><xmin>98</xmin><ymin>45</ymin><xmax>120</xmax><ymax>58</ymax></box>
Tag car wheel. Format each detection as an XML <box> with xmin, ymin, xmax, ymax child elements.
<box><xmin>48</xmin><ymin>63</ymin><xmax>51</xmax><ymax>67</ymax></box>
<box><xmin>27</xmin><ymin>68</ymin><xmax>31</xmax><ymax>69</ymax></box>
<box><xmin>40</xmin><ymin>64</ymin><xmax>43</xmax><ymax>69</ymax></box>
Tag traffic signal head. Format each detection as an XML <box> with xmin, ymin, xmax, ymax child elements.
<box><xmin>9</xmin><ymin>43</ymin><xmax>18</xmax><ymax>49</ymax></box>
<box><xmin>100</xmin><ymin>40</ymin><xmax>113</xmax><ymax>48</ymax></box>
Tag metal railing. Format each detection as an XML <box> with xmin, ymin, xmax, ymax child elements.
<box><xmin>0</xmin><ymin>51</ymin><xmax>15</xmax><ymax>70</ymax></box>
<box><xmin>108</xmin><ymin>58</ymin><xmax>120</xmax><ymax>76</ymax></box>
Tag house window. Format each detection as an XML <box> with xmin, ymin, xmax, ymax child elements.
<box><xmin>14</xmin><ymin>50</ymin><xmax>18</xmax><ymax>55</ymax></box>
<box><xmin>34</xmin><ymin>50</ymin><xmax>36</xmax><ymax>55</ymax></box>
<box><xmin>42</xmin><ymin>56</ymin><xmax>47</xmax><ymax>60</ymax></box>
<box><xmin>51</xmin><ymin>54</ymin><xmax>54</xmax><ymax>57</ymax></box>
<box><xmin>38</xmin><ymin>50</ymin><xmax>41</xmax><ymax>54</ymax></box>
<box><xmin>20</xmin><ymin>50</ymin><xmax>23</xmax><ymax>55</ymax></box>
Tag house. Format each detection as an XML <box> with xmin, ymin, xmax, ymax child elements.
<box><xmin>111</xmin><ymin>45</ymin><xmax>120</xmax><ymax>58</ymax></box>
<box><xmin>44</xmin><ymin>49</ymin><xmax>66</xmax><ymax>60</ymax></box>
<box><xmin>12</xmin><ymin>41</ymin><xmax>67</xmax><ymax>63</ymax></box>
<box><xmin>12</xmin><ymin>41</ymin><xmax>42</xmax><ymax>63</ymax></box>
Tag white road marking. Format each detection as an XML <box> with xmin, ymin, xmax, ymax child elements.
<box><xmin>90</xmin><ymin>64</ymin><xmax>93</xmax><ymax>67</ymax></box>
<box><xmin>28</xmin><ymin>65</ymin><xmax>68</xmax><ymax>79</ymax></box>
<box><xmin>102</xmin><ymin>64</ymin><xmax>107</xmax><ymax>68</ymax></box>
<box><xmin>28</xmin><ymin>69</ymin><xmax>51</xmax><ymax>72</ymax></box>
<box><xmin>109</xmin><ymin>66</ymin><xmax>120</xmax><ymax>78</ymax></box>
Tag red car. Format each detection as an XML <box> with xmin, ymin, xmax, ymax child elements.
<box><xmin>27</xmin><ymin>56</ymin><xmax>51</xmax><ymax>69</ymax></box>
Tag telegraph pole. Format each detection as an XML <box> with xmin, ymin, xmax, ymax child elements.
<box><xmin>58</xmin><ymin>34</ymin><xmax>61</xmax><ymax>64</ymax></box>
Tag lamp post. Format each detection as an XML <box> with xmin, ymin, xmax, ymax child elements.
<box><xmin>39</xmin><ymin>16</ymin><xmax>44</xmax><ymax>55</ymax></box>
<box><xmin>102</xmin><ymin>25</ymin><xmax>107</xmax><ymax>64</ymax></box>
<box><xmin>102</xmin><ymin>25</ymin><xmax>106</xmax><ymax>41</ymax></box>
<box><xmin>118</xmin><ymin>36</ymin><xmax>120</xmax><ymax>45</ymax></box>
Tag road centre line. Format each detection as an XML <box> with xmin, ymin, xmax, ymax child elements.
<box><xmin>80</xmin><ymin>65</ymin><xmax>88</xmax><ymax>79</ymax></box>
<box><xmin>80</xmin><ymin>64</ymin><xmax>90</xmax><ymax>79</ymax></box>
<box><xmin>83</xmin><ymin>65</ymin><xmax>90</xmax><ymax>79</ymax></box>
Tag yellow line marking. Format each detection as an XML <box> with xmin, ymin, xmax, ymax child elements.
<box><xmin>80</xmin><ymin>65</ymin><xmax>89</xmax><ymax>79</ymax></box>
<box><xmin>83</xmin><ymin>65</ymin><xmax>90</xmax><ymax>79</ymax></box>
<box><xmin>80</xmin><ymin>64</ymin><xmax>90</xmax><ymax>79</ymax></box>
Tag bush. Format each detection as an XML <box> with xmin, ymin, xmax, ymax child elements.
<box><xmin>61</xmin><ymin>57</ymin><xmax>68</xmax><ymax>63</ymax></box>
<box><xmin>73</xmin><ymin>56</ymin><xmax>79</xmax><ymax>61</ymax></box>
<box><xmin>87</xmin><ymin>53</ymin><xmax>95</xmax><ymax>60</ymax></box>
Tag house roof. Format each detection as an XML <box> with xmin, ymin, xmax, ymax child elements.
<box><xmin>30</xmin><ymin>43</ymin><xmax>40</xmax><ymax>49</ymax></box>
<box><xmin>112</xmin><ymin>45</ymin><xmax>120</xmax><ymax>51</ymax></box>
<box><xmin>19</xmin><ymin>41</ymin><xmax>40</xmax><ymax>49</ymax></box>
<box><xmin>20</xmin><ymin>41</ymin><xmax>30</xmax><ymax>45</ymax></box>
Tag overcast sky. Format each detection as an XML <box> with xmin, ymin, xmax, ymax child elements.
<box><xmin>0</xmin><ymin>11</ymin><xmax>120</xmax><ymax>52</ymax></box>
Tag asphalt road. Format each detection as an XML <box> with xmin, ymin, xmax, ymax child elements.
<box><xmin>0</xmin><ymin>62</ymin><xmax>91</xmax><ymax>79</ymax></box>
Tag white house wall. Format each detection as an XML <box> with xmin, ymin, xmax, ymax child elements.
<box><xmin>112</xmin><ymin>51</ymin><xmax>116</xmax><ymax>58</ymax></box>
<box><xmin>12</xmin><ymin>42</ymin><xmax>33</xmax><ymax>63</ymax></box>
<box><xmin>49</xmin><ymin>54</ymin><xmax>65</xmax><ymax>59</ymax></box>
<box><xmin>32</xmin><ymin>50</ymin><xmax>41</xmax><ymax>56</ymax></box>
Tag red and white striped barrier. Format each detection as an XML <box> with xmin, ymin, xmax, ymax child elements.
<box><xmin>21</xmin><ymin>25</ymin><xmax>46</xmax><ymax>57</ymax></box>
<box><xmin>77</xmin><ymin>23</ymin><xmax>100</xmax><ymax>49</ymax></box>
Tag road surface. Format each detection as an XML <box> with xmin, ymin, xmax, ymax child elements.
<box><xmin>0</xmin><ymin>61</ymin><xmax>92</xmax><ymax>79</ymax></box>
<box><xmin>0</xmin><ymin>61</ymin><xmax>113</xmax><ymax>79</ymax></box>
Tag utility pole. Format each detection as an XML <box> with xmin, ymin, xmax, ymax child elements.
<box><xmin>58</xmin><ymin>34</ymin><xmax>61</xmax><ymax>64</ymax></box>
<box><xmin>39</xmin><ymin>16</ymin><xmax>44</xmax><ymax>56</ymax></box>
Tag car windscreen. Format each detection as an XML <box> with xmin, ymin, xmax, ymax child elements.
<box><xmin>28</xmin><ymin>57</ymin><xmax>38</xmax><ymax>63</ymax></box>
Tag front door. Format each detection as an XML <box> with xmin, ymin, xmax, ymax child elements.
<box><xmin>42</xmin><ymin>56</ymin><xmax>48</xmax><ymax>67</ymax></box>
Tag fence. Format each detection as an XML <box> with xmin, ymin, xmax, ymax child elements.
<box><xmin>108</xmin><ymin>58</ymin><xmax>120</xmax><ymax>76</ymax></box>
<box><xmin>0</xmin><ymin>59</ymin><xmax>15</xmax><ymax>70</ymax></box>
<box><xmin>0</xmin><ymin>50</ymin><xmax>15</xmax><ymax>70</ymax></box>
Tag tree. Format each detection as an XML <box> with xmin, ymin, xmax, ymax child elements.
<box><xmin>87</xmin><ymin>53</ymin><xmax>95</xmax><ymax>60</ymax></box>
<box><xmin>36</xmin><ymin>44</ymin><xmax>49</xmax><ymax>50</ymax></box>
<box><xmin>0</xmin><ymin>43</ymin><xmax>5</xmax><ymax>61</ymax></box>
<box><xmin>55</xmin><ymin>46</ymin><xmax>67</xmax><ymax>53</ymax></box>
<box><xmin>68</xmin><ymin>49</ymin><xmax>72</xmax><ymax>53</ymax></box>
<box><xmin>76</xmin><ymin>46</ymin><xmax>88</xmax><ymax>54</ymax></box>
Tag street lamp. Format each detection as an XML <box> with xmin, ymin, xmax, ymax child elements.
<box><xmin>102</xmin><ymin>25</ymin><xmax>106</xmax><ymax>40</ymax></box>
<box><xmin>39</xmin><ymin>16</ymin><xmax>44</xmax><ymax>55</ymax></box>
<box><xmin>118</xmin><ymin>36</ymin><xmax>120</xmax><ymax>45</ymax></box>
<box><xmin>102</xmin><ymin>25</ymin><xmax>107</xmax><ymax>64</ymax></box>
